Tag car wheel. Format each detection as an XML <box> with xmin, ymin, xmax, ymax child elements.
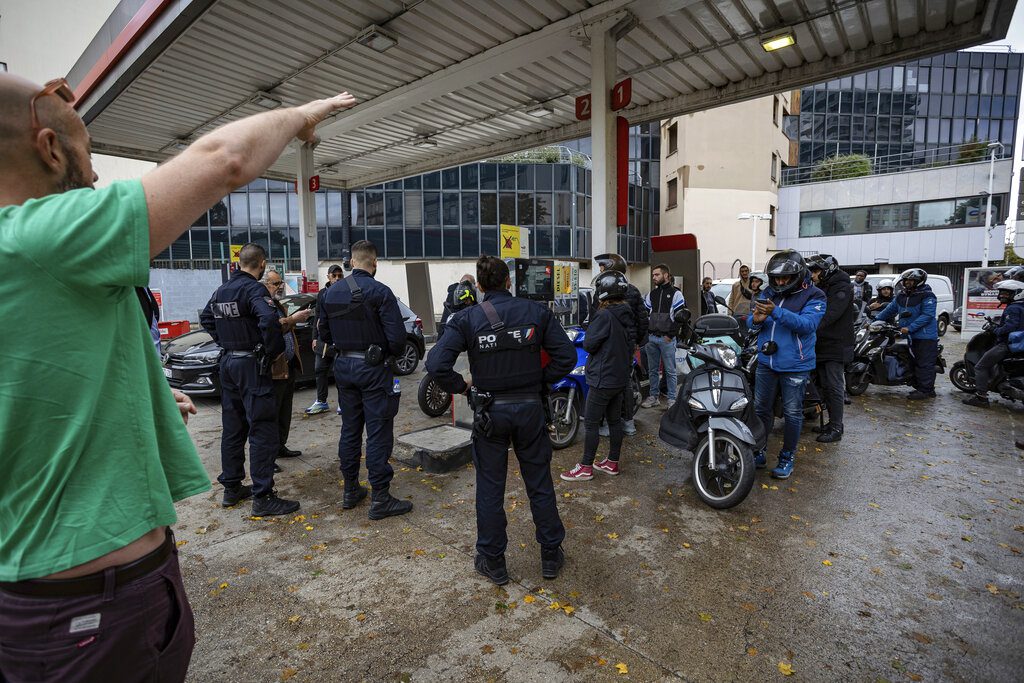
<box><xmin>937</xmin><ymin>314</ymin><xmax>949</xmax><ymax>337</ymax></box>
<box><xmin>393</xmin><ymin>340</ymin><xmax>420</xmax><ymax>376</ymax></box>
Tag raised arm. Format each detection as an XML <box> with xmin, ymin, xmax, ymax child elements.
<box><xmin>142</xmin><ymin>93</ymin><xmax>357</xmax><ymax>258</ymax></box>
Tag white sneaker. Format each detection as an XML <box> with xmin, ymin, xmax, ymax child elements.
<box><xmin>623</xmin><ymin>419</ymin><xmax>637</xmax><ymax>436</ymax></box>
<box><xmin>641</xmin><ymin>396</ymin><xmax>659</xmax><ymax>409</ymax></box>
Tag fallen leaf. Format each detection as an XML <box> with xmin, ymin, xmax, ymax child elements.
<box><xmin>304</xmin><ymin>525</ymin><xmax>314</xmax><ymax>531</ymax></box>
<box><xmin>790</xmin><ymin>515</ymin><xmax>801</xmax><ymax>521</ymax></box>
<box><xmin>747</xmin><ymin>647</ymin><xmax>758</xmax><ymax>656</ymax></box>
<box><xmin>594</xmin><ymin>515</ymin><xmax>605</xmax><ymax>522</ymax></box>
<box><xmin>802</xmin><ymin>591</ymin><xmax>815</xmax><ymax>600</ymax></box>
<box><xmin>280</xmin><ymin>668</ymin><xmax>298</xmax><ymax>681</ymax></box>
<box><xmin>926</xmin><ymin>592</ymin><xmax>942</xmax><ymax>601</ymax></box>
<box><xmin>962</xmin><ymin>536</ymin><xmax>973</xmax><ymax>542</ymax></box>
<box><xmin>596</xmin><ymin>657</ymin><xmax>607</xmax><ymax>666</ymax></box>
<box><xmin>523</xmin><ymin>595</ymin><xmax>536</xmax><ymax>604</ymax></box>
<box><xmin>296</xmin><ymin>643</ymin><xmax>310</xmax><ymax>651</ymax></box>
<box><xmin>195</xmin><ymin>526</ymin><xmax>208</xmax><ymax>535</ymax></box>
<box><xmin>218</xmin><ymin>582</ymin><xmax>229</xmax><ymax>589</ymax></box>
<box><xmin>986</xmin><ymin>584</ymin><xmax>999</xmax><ymax>595</ymax></box>
<box><xmin>511</xmin><ymin>647</ymin><xmax>520</xmax><ymax>655</ymax></box>
<box><xmin>287</xmin><ymin>615</ymin><xmax>301</xmax><ymax>624</ymax></box>
<box><xmin>175</xmin><ymin>540</ymin><xmax>188</xmax><ymax>547</ymax></box>
<box><xmin>698</xmin><ymin>612</ymin><xmax>713</xmax><ymax>622</ymax></box>
<box><xmin>481</xmin><ymin>644</ymin><xmax>494</xmax><ymax>654</ymax></box>
<box><xmin>769</xmin><ymin>485</ymin><xmax>779</xmax><ymax>491</ymax></box>
<box><xmin>356</xmin><ymin>612</ymin><xmax>367</xmax><ymax>622</ymax></box>
<box><xmin>562</xmin><ymin>605</ymin><xmax>575</xmax><ymax>615</ymax></box>
<box><xmin>910</xmin><ymin>632</ymin><xmax>932</xmax><ymax>644</ymax></box>
<box><xmin>606</xmin><ymin>533</ymin><xmax>619</xmax><ymax>540</ymax></box>
<box><xmin>237</xmin><ymin>567</ymin><xmax>249</xmax><ymax>575</ymax></box>
<box><xmin>682</xmin><ymin>542</ymin><xmax>691</xmax><ymax>549</ymax></box>
<box><xmin>868</xmin><ymin>503</ymin><xmax>881</xmax><ymax>509</ymax></box>
<box><xmin>951</xmin><ymin>560</ymin><xmax>964</xmax><ymax>570</ymax></box>
<box><xmin>778</xmin><ymin>661</ymin><xmax>795</xmax><ymax>676</ymax></box>
<box><xmin>549</xmin><ymin>601</ymin><xmax>561</xmax><ymax>610</ymax></box>
<box><xmin>822</xmin><ymin>560</ymin><xmax>833</xmax><ymax>566</ymax></box>
<box><xmin>615</xmin><ymin>662</ymin><xmax>629</xmax><ymax>675</ymax></box>
<box><xmin>413</xmin><ymin>549</ymin><xmax>426</xmax><ymax>556</ymax></box>
<box><xmin>740</xmin><ymin>602</ymin><xmax>757</xmax><ymax>611</ymax></box>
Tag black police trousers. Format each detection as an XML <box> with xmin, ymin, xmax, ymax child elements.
<box><xmin>472</xmin><ymin>401</ymin><xmax>565</xmax><ymax>559</ymax></box>
<box><xmin>334</xmin><ymin>356</ymin><xmax>400</xmax><ymax>490</ymax></box>
<box><xmin>910</xmin><ymin>338</ymin><xmax>939</xmax><ymax>394</ymax></box>
<box><xmin>218</xmin><ymin>355</ymin><xmax>278</xmax><ymax>497</ymax></box>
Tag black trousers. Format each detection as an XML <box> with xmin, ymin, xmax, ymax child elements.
<box><xmin>313</xmin><ymin>341</ymin><xmax>336</xmax><ymax>403</ymax></box>
<box><xmin>472</xmin><ymin>402</ymin><xmax>565</xmax><ymax>559</ymax></box>
<box><xmin>975</xmin><ymin>342</ymin><xmax>1009</xmax><ymax>394</ymax></box>
<box><xmin>273</xmin><ymin>373</ymin><xmax>296</xmax><ymax>452</ymax></box>
<box><xmin>218</xmin><ymin>355</ymin><xmax>277</xmax><ymax>496</ymax></box>
<box><xmin>334</xmin><ymin>357</ymin><xmax>399</xmax><ymax>490</ymax></box>
<box><xmin>584</xmin><ymin>387</ymin><xmax>624</xmax><ymax>465</ymax></box>
<box><xmin>817</xmin><ymin>360</ymin><xmax>846</xmax><ymax>428</ymax></box>
<box><xmin>910</xmin><ymin>338</ymin><xmax>939</xmax><ymax>394</ymax></box>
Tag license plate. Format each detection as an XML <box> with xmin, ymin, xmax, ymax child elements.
<box><xmin>163</xmin><ymin>367</ymin><xmax>173</xmax><ymax>379</ymax></box>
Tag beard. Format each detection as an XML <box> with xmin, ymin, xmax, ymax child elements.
<box><xmin>56</xmin><ymin>158</ymin><xmax>94</xmax><ymax>193</ymax></box>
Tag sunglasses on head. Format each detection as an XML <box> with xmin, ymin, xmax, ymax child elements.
<box><xmin>30</xmin><ymin>78</ymin><xmax>76</xmax><ymax>134</ymax></box>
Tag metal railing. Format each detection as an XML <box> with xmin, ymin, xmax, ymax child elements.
<box><xmin>487</xmin><ymin>145</ymin><xmax>592</xmax><ymax>169</ymax></box>
<box><xmin>781</xmin><ymin>141</ymin><xmax>1008</xmax><ymax>186</ymax></box>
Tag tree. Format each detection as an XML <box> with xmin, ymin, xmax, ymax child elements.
<box><xmin>810</xmin><ymin>153</ymin><xmax>872</xmax><ymax>182</ymax></box>
<box><xmin>957</xmin><ymin>136</ymin><xmax>988</xmax><ymax>164</ymax></box>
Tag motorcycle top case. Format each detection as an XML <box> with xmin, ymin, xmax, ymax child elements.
<box><xmin>1010</xmin><ymin>330</ymin><xmax>1024</xmax><ymax>353</ymax></box>
<box><xmin>658</xmin><ymin>368</ymin><xmax>766</xmax><ymax>452</ymax></box>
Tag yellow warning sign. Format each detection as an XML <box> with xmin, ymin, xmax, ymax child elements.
<box><xmin>230</xmin><ymin>244</ymin><xmax>243</xmax><ymax>263</ymax></box>
<box><xmin>500</xmin><ymin>225</ymin><xmax>520</xmax><ymax>259</ymax></box>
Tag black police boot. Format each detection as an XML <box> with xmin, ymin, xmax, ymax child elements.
<box><xmin>368</xmin><ymin>488</ymin><xmax>413</xmax><ymax>520</ymax></box>
<box><xmin>222</xmin><ymin>484</ymin><xmax>253</xmax><ymax>508</ymax></box>
<box><xmin>279</xmin><ymin>447</ymin><xmax>302</xmax><ymax>458</ymax></box>
<box><xmin>541</xmin><ymin>546</ymin><xmax>565</xmax><ymax>580</ymax></box>
<box><xmin>474</xmin><ymin>554</ymin><xmax>509</xmax><ymax>586</ymax></box>
<box><xmin>811</xmin><ymin>421</ymin><xmax>832</xmax><ymax>434</ymax></box>
<box><xmin>342</xmin><ymin>483</ymin><xmax>368</xmax><ymax>509</ymax></box>
<box><xmin>251</xmin><ymin>493</ymin><xmax>300</xmax><ymax>517</ymax></box>
<box><xmin>816</xmin><ymin>424</ymin><xmax>843</xmax><ymax>443</ymax></box>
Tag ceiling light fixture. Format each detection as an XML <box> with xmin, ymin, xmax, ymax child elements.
<box><xmin>761</xmin><ymin>33</ymin><xmax>795</xmax><ymax>52</ymax></box>
<box><xmin>251</xmin><ymin>91</ymin><xmax>282</xmax><ymax>109</ymax></box>
<box><xmin>356</xmin><ymin>25</ymin><xmax>398</xmax><ymax>52</ymax></box>
<box><xmin>526</xmin><ymin>104</ymin><xmax>554</xmax><ymax>117</ymax></box>
<box><xmin>412</xmin><ymin>137</ymin><xmax>438</xmax><ymax>149</ymax></box>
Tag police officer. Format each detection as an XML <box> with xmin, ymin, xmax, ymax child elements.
<box><xmin>319</xmin><ymin>240</ymin><xmax>412</xmax><ymax>519</ymax></box>
<box><xmin>200</xmin><ymin>243</ymin><xmax>298</xmax><ymax>516</ymax></box>
<box><xmin>426</xmin><ymin>255</ymin><xmax>576</xmax><ymax>585</ymax></box>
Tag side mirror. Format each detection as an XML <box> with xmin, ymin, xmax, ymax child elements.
<box><xmin>673</xmin><ymin>308</ymin><xmax>692</xmax><ymax>324</ymax></box>
<box><xmin>714</xmin><ymin>296</ymin><xmax>727</xmax><ymax>306</ymax></box>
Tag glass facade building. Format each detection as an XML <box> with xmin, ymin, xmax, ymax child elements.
<box><xmin>154</xmin><ymin>124</ymin><xmax>660</xmax><ymax>269</ymax></box>
<box><xmin>797</xmin><ymin>50</ymin><xmax>1022</xmax><ymax>166</ymax></box>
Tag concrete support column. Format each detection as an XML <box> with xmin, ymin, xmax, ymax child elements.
<box><xmin>589</xmin><ymin>24</ymin><xmax>618</xmax><ymax>262</ymax></box>
<box><xmin>296</xmin><ymin>142</ymin><xmax>319</xmax><ymax>283</ymax></box>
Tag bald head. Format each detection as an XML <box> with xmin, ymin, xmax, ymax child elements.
<box><xmin>0</xmin><ymin>73</ymin><xmax>96</xmax><ymax>206</ymax></box>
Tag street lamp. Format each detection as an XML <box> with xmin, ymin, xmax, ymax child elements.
<box><xmin>981</xmin><ymin>141</ymin><xmax>1002</xmax><ymax>268</ymax></box>
<box><xmin>737</xmin><ymin>212</ymin><xmax>773</xmax><ymax>271</ymax></box>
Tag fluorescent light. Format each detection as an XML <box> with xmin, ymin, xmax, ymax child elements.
<box><xmin>251</xmin><ymin>91</ymin><xmax>282</xmax><ymax>109</ymax></box>
<box><xmin>356</xmin><ymin>25</ymin><xmax>398</xmax><ymax>52</ymax></box>
<box><xmin>413</xmin><ymin>137</ymin><xmax>438</xmax><ymax>149</ymax></box>
<box><xmin>761</xmin><ymin>33</ymin><xmax>795</xmax><ymax>52</ymax></box>
<box><xmin>527</xmin><ymin>104</ymin><xmax>554</xmax><ymax>117</ymax></box>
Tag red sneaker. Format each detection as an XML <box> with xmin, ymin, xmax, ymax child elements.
<box><xmin>593</xmin><ymin>459</ymin><xmax>620</xmax><ymax>476</ymax></box>
<box><xmin>560</xmin><ymin>463</ymin><xmax>593</xmax><ymax>481</ymax></box>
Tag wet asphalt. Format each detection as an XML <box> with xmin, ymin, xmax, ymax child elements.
<box><xmin>172</xmin><ymin>335</ymin><xmax>1023</xmax><ymax>682</ymax></box>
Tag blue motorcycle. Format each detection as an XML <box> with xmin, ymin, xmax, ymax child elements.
<box><xmin>548</xmin><ymin>327</ymin><xmax>648</xmax><ymax>450</ymax></box>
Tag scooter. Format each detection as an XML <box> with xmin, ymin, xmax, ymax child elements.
<box><xmin>548</xmin><ymin>326</ymin><xmax>648</xmax><ymax>450</ymax></box>
<box><xmin>659</xmin><ymin>315</ymin><xmax>765</xmax><ymax>509</ymax></box>
<box><xmin>845</xmin><ymin>321</ymin><xmax>946</xmax><ymax>396</ymax></box>
<box><xmin>949</xmin><ymin>316</ymin><xmax>1024</xmax><ymax>402</ymax></box>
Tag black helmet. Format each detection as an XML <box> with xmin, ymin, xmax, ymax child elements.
<box><xmin>897</xmin><ymin>268</ymin><xmax>927</xmax><ymax>291</ymax></box>
<box><xmin>594</xmin><ymin>253</ymin><xmax>627</xmax><ymax>274</ymax></box>
<box><xmin>1003</xmin><ymin>265</ymin><xmax>1024</xmax><ymax>282</ymax></box>
<box><xmin>592</xmin><ymin>270</ymin><xmax>629</xmax><ymax>302</ymax></box>
<box><xmin>451</xmin><ymin>281</ymin><xmax>477</xmax><ymax>310</ymax></box>
<box><xmin>765</xmin><ymin>250</ymin><xmax>807</xmax><ymax>295</ymax></box>
<box><xmin>806</xmin><ymin>253</ymin><xmax>839</xmax><ymax>278</ymax></box>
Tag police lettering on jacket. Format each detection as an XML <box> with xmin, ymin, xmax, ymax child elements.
<box><xmin>200</xmin><ymin>271</ymin><xmax>285</xmax><ymax>357</ymax></box>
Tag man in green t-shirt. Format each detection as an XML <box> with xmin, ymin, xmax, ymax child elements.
<box><xmin>0</xmin><ymin>73</ymin><xmax>356</xmax><ymax>682</ymax></box>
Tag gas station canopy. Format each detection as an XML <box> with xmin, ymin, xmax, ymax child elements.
<box><xmin>71</xmin><ymin>0</ymin><xmax>1015</xmax><ymax>190</ymax></box>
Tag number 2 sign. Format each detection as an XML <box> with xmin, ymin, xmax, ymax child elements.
<box><xmin>575</xmin><ymin>94</ymin><xmax>592</xmax><ymax>121</ymax></box>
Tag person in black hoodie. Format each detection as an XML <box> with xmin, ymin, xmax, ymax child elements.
<box><xmin>807</xmin><ymin>254</ymin><xmax>854</xmax><ymax>443</ymax></box>
<box><xmin>561</xmin><ymin>270</ymin><xmax>636</xmax><ymax>481</ymax></box>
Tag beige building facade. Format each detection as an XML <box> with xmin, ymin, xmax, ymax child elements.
<box><xmin>659</xmin><ymin>93</ymin><xmax>796</xmax><ymax>279</ymax></box>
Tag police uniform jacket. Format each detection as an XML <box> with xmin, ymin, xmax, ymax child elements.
<box><xmin>317</xmin><ymin>269</ymin><xmax>406</xmax><ymax>356</ymax></box>
<box><xmin>426</xmin><ymin>289</ymin><xmax>576</xmax><ymax>395</ymax></box>
<box><xmin>200</xmin><ymin>270</ymin><xmax>285</xmax><ymax>358</ymax></box>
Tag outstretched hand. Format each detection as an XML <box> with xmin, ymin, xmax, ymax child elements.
<box><xmin>295</xmin><ymin>92</ymin><xmax>358</xmax><ymax>144</ymax></box>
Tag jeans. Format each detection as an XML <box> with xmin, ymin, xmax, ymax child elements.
<box><xmin>583</xmin><ymin>387</ymin><xmax>624</xmax><ymax>465</ymax></box>
<box><xmin>910</xmin><ymin>338</ymin><xmax>938</xmax><ymax>394</ymax></box>
<box><xmin>313</xmin><ymin>341</ymin><xmax>336</xmax><ymax>403</ymax></box>
<box><xmin>754</xmin><ymin>364</ymin><xmax>809</xmax><ymax>454</ymax></box>
<box><xmin>817</xmin><ymin>360</ymin><xmax>845</xmax><ymax>428</ymax></box>
<box><xmin>645</xmin><ymin>335</ymin><xmax>678</xmax><ymax>401</ymax></box>
<box><xmin>975</xmin><ymin>342</ymin><xmax>1009</xmax><ymax>394</ymax></box>
<box><xmin>273</xmin><ymin>372</ymin><xmax>296</xmax><ymax>451</ymax></box>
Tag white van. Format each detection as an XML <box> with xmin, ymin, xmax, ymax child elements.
<box><xmin>864</xmin><ymin>273</ymin><xmax>955</xmax><ymax>336</ymax></box>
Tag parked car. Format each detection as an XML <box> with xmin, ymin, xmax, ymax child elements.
<box><xmin>952</xmin><ymin>306</ymin><xmax>962</xmax><ymax>332</ymax></box>
<box><xmin>163</xmin><ymin>295</ymin><xmax>425</xmax><ymax>396</ymax></box>
<box><xmin>711</xmin><ymin>278</ymin><xmax>737</xmax><ymax>314</ymax></box>
<box><xmin>865</xmin><ymin>274</ymin><xmax>955</xmax><ymax>336</ymax></box>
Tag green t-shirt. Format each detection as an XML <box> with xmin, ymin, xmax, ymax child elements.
<box><xmin>0</xmin><ymin>181</ymin><xmax>211</xmax><ymax>581</ymax></box>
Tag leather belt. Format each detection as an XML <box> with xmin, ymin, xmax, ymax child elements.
<box><xmin>338</xmin><ymin>350</ymin><xmax>366</xmax><ymax>358</ymax></box>
<box><xmin>491</xmin><ymin>394</ymin><xmax>543</xmax><ymax>406</ymax></box>
<box><xmin>226</xmin><ymin>350</ymin><xmax>255</xmax><ymax>358</ymax></box>
<box><xmin>0</xmin><ymin>531</ymin><xmax>174</xmax><ymax>598</ymax></box>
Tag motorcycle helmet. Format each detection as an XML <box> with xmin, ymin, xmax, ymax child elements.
<box><xmin>995</xmin><ymin>280</ymin><xmax>1024</xmax><ymax>303</ymax></box>
<box><xmin>764</xmin><ymin>250</ymin><xmax>807</xmax><ymax>295</ymax></box>
<box><xmin>749</xmin><ymin>272</ymin><xmax>767</xmax><ymax>290</ymax></box>
<box><xmin>1003</xmin><ymin>265</ymin><xmax>1024</xmax><ymax>282</ymax></box>
<box><xmin>806</xmin><ymin>253</ymin><xmax>839</xmax><ymax>279</ymax></box>
<box><xmin>592</xmin><ymin>270</ymin><xmax>629</xmax><ymax>302</ymax></box>
<box><xmin>594</xmin><ymin>253</ymin><xmax>627</xmax><ymax>274</ymax></box>
<box><xmin>897</xmin><ymin>268</ymin><xmax>927</xmax><ymax>291</ymax></box>
<box><xmin>451</xmin><ymin>281</ymin><xmax>477</xmax><ymax>310</ymax></box>
<box><xmin>877</xmin><ymin>279</ymin><xmax>894</xmax><ymax>296</ymax></box>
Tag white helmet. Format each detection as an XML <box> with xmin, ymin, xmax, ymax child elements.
<box><xmin>995</xmin><ymin>280</ymin><xmax>1024</xmax><ymax>301</ymax></box>
<box><xmin>878</xmin><ymin>279</ymin><xmax>894</xmax><ymax>291</ymax></box>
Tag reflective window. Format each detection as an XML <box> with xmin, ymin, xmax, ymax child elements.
<box><xmin>799</xmin><ymin>211</ymin><xmax>834</xmax><ymax>237</ymax></box>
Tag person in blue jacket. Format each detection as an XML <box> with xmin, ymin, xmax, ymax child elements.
<box><xmin>963</xmin><ymin>280</ymin><xmax>1024</xmax><ymax>407</ymax></box>
<box><xmin>747</xmin><ymin>250</ymin><xmax>827</xmax><ymax>479</ymax></box>
<box><xmin>875</xmin><ymin>268</ymin><xmax>939</xmax><ymax>399</ymax></box>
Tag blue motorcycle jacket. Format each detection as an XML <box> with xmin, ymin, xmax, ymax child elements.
<box><xmin>875</xmin><ymin>284</ymin><xmax>938</xmax><ymax>340</ymax></box>
<box><xmin>747</xmin><ymin>278</ymin><xmax>826</xmax><ymax>373</ymax></box>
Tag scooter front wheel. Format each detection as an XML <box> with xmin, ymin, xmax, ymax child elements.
<box><xmin>845</xmin><ymin>370</ymin><xmax>871</xmax><ymax>396</ymax></box>
<box><xmin>691</xmin><ymin>433</ymin><xmax>755</xmax><ymax>509</ymax></box>
<box><xmin>548</xmin><ymin>390</ymin><xmax>580</xmax><ymax>450</ymax></box>
<box><xmin>949</xmin><ymin>361</ymin><xmax>975</xmax><ymax>393</ymax></box>
<box><xmin>417</xmin><ymin>375</ymin><xmax>451</xmax><ymax>417</ymax></box>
